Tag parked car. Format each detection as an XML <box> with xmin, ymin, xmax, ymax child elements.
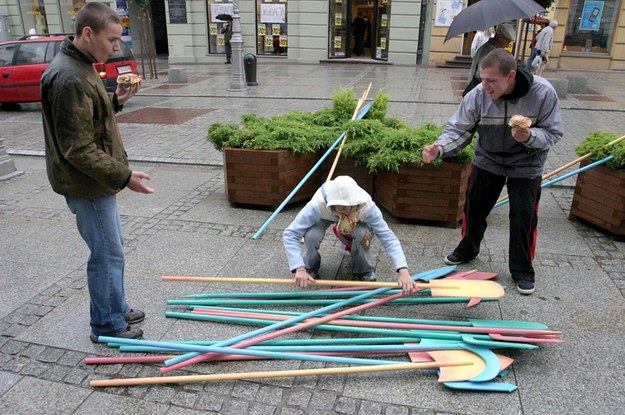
<box><xmin>0</xmin><ymin>33</ymin><xmax>138</xmax><ymax>104</ymax></box>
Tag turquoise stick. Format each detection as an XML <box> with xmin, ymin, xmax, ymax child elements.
<box><xmin>97</xmin><ymin>336</ymin><xmax>406</xmax><ymax>367</ymax></box>
<box><xmin>494</xmin><ymin>155</ymin><xmax>614</xmax><ymax>208</ymax></box>
<box><xmin>163</xmin><ymin>267</ymin><xmax>451</xmax><ymax>368</ymax></box>
<box><xmin>252</xmin><ymin>101</ymin><xmax>373</xmax><ymax>240</ymax></box>
<box><xmin>169</xmin><ymin>297</ymin><xmax>489</xmax><ymax>306</ymax></box>
<box><xmin>165</xmin><ymin>311</ymin><xmax>536</xmax><ymax>349</ymax></box>
<box><xmin>116</xmin><ymin>337</ymin><xmax>422</xmax><ymax>353</ymax></box>
<box><xmin>184</xmin><ymin>289</ymin><xmax>412</xmax><ymax>299</ymax></box>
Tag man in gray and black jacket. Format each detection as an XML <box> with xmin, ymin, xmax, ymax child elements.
<box><xmin>422</xmin><ymin>49</ymin><xmax>563</xmax><ymax>295</ymax></box>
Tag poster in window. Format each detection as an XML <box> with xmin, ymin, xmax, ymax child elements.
<box><xmin>579</xmin><ymin>1</ymin><xmax>604</xmax><ymax>31</ymax></box>
<box><xmin>279</xmin><ymin>36</ymin><xmax>288</xmax><ymax>47</ymax></box>
<box><xmin>334</xmin><ymin>36</ymin><xmax>342</xmax><ymax>49</ymax></box>
<box><xmin>265</xmin><ymin>36</ymin><xmax>273</xmax><ymax>48</ymax></box>
<box><xmin>261</xmin><ymin>4</ymin><xmax>286</xmax><ymax>23</ymax></box>
<box><xmin>258</xmin><ymin>25</ymin><xmax>267</xmax><ymax>36</ymax></box>
<box><xmin>168</xmin><ymin>0</ymin><xmax>188</xmax><ymax>24</ymax></box>
<box><xmin>381</xmin><ymin>14</ymin><xmax>387</xmax><ymax>27</ymax></box>
<box><xmin>217</xmin><ymin>35</ymin><xmax>225</xmax><ymax>46</ymax></box>
<box><xmin>434</xmin><ymin>0</ymin><xmax>463</xmax><ymax>27</ymax></box>
<box><xmin>210</xmin><ymin>25</ymin><xmax>218</xmax><ymax>35</ymax></box>
<box><xmin>210</xmin><ymin>3</ymin><xmax>234</xmax><ymax>23</ymax></box>
<box><xmin>335</xmin><ymin>14</ymin><xmax>342</xmax><ymax>26</ymax></box>
<box><xmin>380</xmin><ymin>37</ymin><xmax>386</xmax><ymax>49</ymax></box>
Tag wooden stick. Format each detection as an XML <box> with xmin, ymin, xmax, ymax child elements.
<box><xmin>91</xmin><ymin>361</ymin><xmax>470</xmax><ymax>387</ymax></box>
<box><xmin>161</xmin><ymin>275</ymin><xmax>504</xmax><ymax>299</ymax></box>
<box><xmin>326</xmin><ymin>82</ymin><xmax>373</xmax><ymax>181</ymax></box>
<box><xmin>496</xmin><ymin>133</ymin><xmax>625</xmax><ymax>204</ymax></box>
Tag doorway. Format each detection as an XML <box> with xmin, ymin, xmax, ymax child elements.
<box><xmin>150</xmin><ymin>0</ymin><xmax>169</xmax><ymax>55</ymax></box>
<box><xmin>328</xmin><ymin>0</ymin><xmax>391</xmax><ymax>61</ymax></box>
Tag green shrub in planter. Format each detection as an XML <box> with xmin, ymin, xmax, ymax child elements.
<box><xmin>207</xmin><ymin>87</ymin><xmax>375</xmax><ymax>153</ymax></box>
<box><xmin>342</xmin><ymin>120</ymin><xmax>474</xmax><ymax>173</ymax></box>
<box><xmin>575</xmin><ymin>131</ymin><xmax>625</xmax><ymax>170</ymax></box>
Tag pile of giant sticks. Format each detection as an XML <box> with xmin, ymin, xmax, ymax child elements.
<box><xmin>87</xmin><ymin>265</ymin><xmax>563</xmax><ymax>392</ymax></box>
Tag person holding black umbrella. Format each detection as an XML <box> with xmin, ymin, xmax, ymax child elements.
<box><xmin>422</xmin><ymin>49</ymin><xmax>563</xmax><ymax>296</ymax></box>
<box><xmin>221</xmin><ymin>15</ymin><xmax>233</xmax><ymax>64</ymax></box>
<box><xmin>464</xmin><ymin>23</ymin><xmax>516</xmax><ymax>96</ymax></box>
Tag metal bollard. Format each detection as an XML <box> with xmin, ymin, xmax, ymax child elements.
<box><xmin>243</xmin><ymin>53</ymin><xmax>258</xmax><ymax>86</ymax></box>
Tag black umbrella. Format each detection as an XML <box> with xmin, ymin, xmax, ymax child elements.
<box><xmin>445</xmin><ymin>0</ymin><xmax>546</xmax><ymax>41</ymax></box>
<box><xmin>215</xmin><ymin>14</ymin><xmax>232</xmax><ymax>21</ymax></box>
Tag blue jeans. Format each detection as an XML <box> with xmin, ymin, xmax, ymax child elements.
<box><xmin>303</xmin><ymin>219</ymin><xmax>374</xmax><ymax>275</ymax></box>
<box><xmin>66</xmin><ymin>195</ymin><xmax>130</xmax><ymax>335</ymax></box>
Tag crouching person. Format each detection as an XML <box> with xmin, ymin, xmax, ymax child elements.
<box><xmin>283</xmin><ymin>176</ymin><xmax>416</xmax><ymax>294</ymax></box>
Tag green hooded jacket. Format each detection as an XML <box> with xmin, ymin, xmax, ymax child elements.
<box><xmin>41</xmin><ymin>37</ymin><xmax>131</xmax><ymax>198</ymax></box>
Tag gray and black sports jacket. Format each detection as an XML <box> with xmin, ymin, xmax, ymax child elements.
<box><xmin>435</xmin><ymin>68</ymin><xmax>563</xmax><ymax>178</ymax></box>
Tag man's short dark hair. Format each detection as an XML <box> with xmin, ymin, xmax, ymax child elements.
<box><xmin>75</xmin><ymin>3</ymin><xmax>120</xmax><ymax>36</ymax></box>
<box><xmin>480</xmin><ymin>49</ymin><xmax>516</xmax><ymax>75</ymax></box>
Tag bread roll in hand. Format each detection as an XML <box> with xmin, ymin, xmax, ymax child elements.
<box><xmin>116</xmin><ymin>73</ymin><xmax>141</xmax><ymax>85</ymax></box>
<box><xmin>508</xmin><ymin>115</ymin><xmax>532</xmax><ymax>129</ymax></box>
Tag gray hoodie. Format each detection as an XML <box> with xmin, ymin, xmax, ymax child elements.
<box><xmin>436</xmin><ymin>68</ymin><xmax>563</xmax><ymax>178</ymax></box>
<box><xmin>283</xmin><ymin>176</ymin><xmax>408</xmax><ymax>272</ymax></box>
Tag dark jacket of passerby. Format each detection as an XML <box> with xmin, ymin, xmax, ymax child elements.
<box><xmin>41</xmin><ymin>37</ymin><xmax>131</xmax><ymax>198</ymax></box>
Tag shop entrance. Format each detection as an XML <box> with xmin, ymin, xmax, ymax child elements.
<box><xmin>328</xmin><ymin>0</ymin><xmax>391</xmax><ymax>61</ymax></box>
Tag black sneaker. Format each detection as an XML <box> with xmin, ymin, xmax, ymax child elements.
<box><xmin>516</xmin><ymin>280</ymin><xmax>536</xmax><ymax>295</ymax></box>
<box><xmin>124</xmin><ymin>309</ymin><xmax>145</xmax><ymax>324</ymax></box>
<box><xmin>355</xmin><ymin>272</ymin><xmax>377</xmax><ymax>282</ymax></box>
<box><xmin>90</xmin><ymin>326</ymin><xmax>143</xmax><ymax>343</ymax></box>
<box><xmin>305</xmin><ymin>269</ymin><xmax>318</xmax><ymax>279</ymax></box>
<box><xmin>444</xmin><ymin>253</ymin><xmax>470</xmax><ymax>265</ymax></box>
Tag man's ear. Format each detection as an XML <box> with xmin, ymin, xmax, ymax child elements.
<box><xmin>81</xmin><ymin>26</ymin><xmax>94</xmax><ymax>42</ymax></box>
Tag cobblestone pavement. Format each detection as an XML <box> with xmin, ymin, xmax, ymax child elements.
<box><xmin>1</xmin><ymin>62</ymin><xmax>624</xmax><ymax>414</ymax></box>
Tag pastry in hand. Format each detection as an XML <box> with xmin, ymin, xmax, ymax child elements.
<box><xmin>116</xmin><ymin>73</ymin><xmax>141</xmax><ymax>85</ymax></box>
<box><xmin>508</xmin><ymin>115</ymin><xmax>532</xmax><ymax>129</ymax></box>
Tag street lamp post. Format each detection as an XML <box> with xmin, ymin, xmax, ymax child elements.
<box><xmin>229</xmin><ymin>0</ymin><xmax>248</xmax><ymax>91</ymax></box>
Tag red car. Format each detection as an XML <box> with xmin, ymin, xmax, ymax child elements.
<box><xmin>0</xmin><ymin>34</ymin><xmax>138</xmax><ymax>104</ymax></box>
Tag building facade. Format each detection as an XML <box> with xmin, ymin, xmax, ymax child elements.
<box><xmin>0</xmin><ymin>0</ymin><xmax>623</xmax><ymax>70</ymax></box>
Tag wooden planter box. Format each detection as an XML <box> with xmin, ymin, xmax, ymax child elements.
<box><xmin>223</xmin><ymin>148</ymin><xmax>320</xmax><ymax>208</ymax></box>
<box><xmin>318</xmin><ymin>154</ymin><xmax>374</xmax><ymax>194</ymax></box>
<box><xmin>569</xmin><ymin>160</ymin><xmax>625</xmax><ymax>236</ymax></box>
<box><xmin>373</xmin><ymin>162</ymin><xmax>472</xmax><ymax>228</ymax></box>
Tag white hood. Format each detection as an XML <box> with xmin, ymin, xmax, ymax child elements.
<box><xmin>325</xmin><ymin>176</ymin><xmax>371</xmax><ymax>207</ymax></box>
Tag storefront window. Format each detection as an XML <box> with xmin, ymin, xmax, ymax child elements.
<box><xmin>59</xmin><ymin>0</ymin><xmax>85</xmax><ymax>33</ymax></box>
<box><xmin>206</xmin><ymin>0</ymin><xmax>234</xmax><ymax>55</ymax></box>
<box><xmin>563</xmin><ymin>0</ymin><xmax>618</xmax><ymax>53</ymax></box>
<box><xmin>329</xmin><ymin>0</ymin><xmax>349</xmax><ymax>58</ymax></box>
<box><xmin>19</xmin><ymin>0</ymin><xmax>49</xmax><ymax>34</ymax></box>
<box><xmin>256</xmin><ymin>0</ymin><xmax>288</xmax><ymax>56</ymax></box>
<box><xmin>327</xmin><ymin>0</ymin><xmax>390</xmax><ymax>61</ymax></box>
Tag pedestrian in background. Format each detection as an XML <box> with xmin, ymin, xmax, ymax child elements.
<box><xmin>464</xmin><ymin>23</ymin><xmax>516</xmax><ymax>96</ymax></box>
<box><xmin>534</xmin><ymin>20</ymin><xmax>557</xmax><ymax>76</ymax></box>
<box><xmin>41</xmin><ymin>2</ymin><xmax>155</xmax><ymax>342</ymax></box>
<box><xmin>422</xmin><ymin>49</ymin><xmax>563</xmax><ymax>295</ymax></box>
<box><xmin>221</xmin><ymin>16</ymin><xmax>233</xmax><ymax>64</ymax></box>
<box><xmin>470</xmin><ymin>27</ymin><xmax>493</xmax><ymax>58</ymax></box>
<box><xmin>283</xmin><ymin>176</ymin><xmax>416</xmax><ymax>295</ymax></box>
<box><xmin>351</xmin><ymin>12</ymin><xmax>366</xmax><ymax>56</ymax></box>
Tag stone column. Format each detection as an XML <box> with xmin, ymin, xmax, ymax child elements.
<box><xmin>228</xmin><ymin>0</ymin><xmax>249</xmax><ymax>91</ymax></box>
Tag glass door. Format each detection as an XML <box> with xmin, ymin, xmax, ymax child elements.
<box><xmin>372</xmin><ymin>0</ymin><xmax>390</xmax><ymax>61</ymax></box>
<box><xmin>328</xmin><ymin>0</ymin><xmax>350</xmax><ymax>58</ymax></box>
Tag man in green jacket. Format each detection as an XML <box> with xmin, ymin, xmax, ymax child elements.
<box><xmin>41</xmin><ymin>3</ymin><xmax>154</xmax><ymax>342</ymax></box>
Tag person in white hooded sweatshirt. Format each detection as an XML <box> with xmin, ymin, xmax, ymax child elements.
<box><xmin>283</xmin><ymin>176</ymin><xmax>416</xmax><ymax>294</ymax></box>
